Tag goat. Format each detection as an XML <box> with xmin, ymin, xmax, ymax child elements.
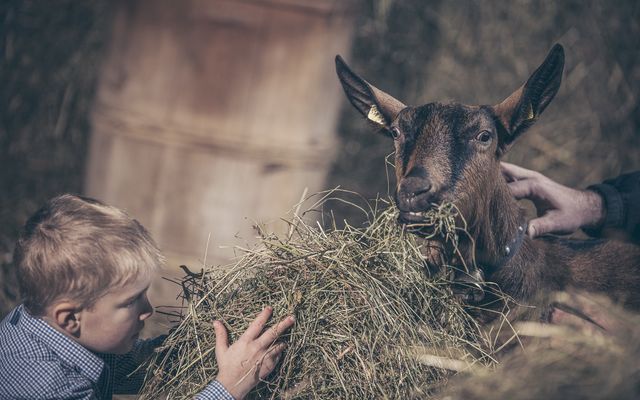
<box><xmin>335</xmin><ymin>44</ymin><xmax>640</xmax><ymax>322</ymax></box>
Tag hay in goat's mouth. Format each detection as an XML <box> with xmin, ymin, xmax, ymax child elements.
<box><xmin>140</xmin><ymin>196</ymin><xmax>497</xmax><ymax>399</ymax></box>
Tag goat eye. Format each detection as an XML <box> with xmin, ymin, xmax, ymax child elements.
<box><xmin>475</xmin><ymin>130</ymin><xmax>492</xmax><ymax>143</ymax></box>
<box><xmin>390</xmin><ymin>127</ymin><xmax>401</xmax><ymax>139</ymax></box>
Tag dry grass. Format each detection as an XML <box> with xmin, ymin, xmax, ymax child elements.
<box><xmin>438</xmin><ymin>291</ymin><xmax>640</xmax><ymax>400</ymax></box>
<box><xmin>139</xmin><ymin>193</ymin><xmax>500</xmax><ymax>399</ymax></box>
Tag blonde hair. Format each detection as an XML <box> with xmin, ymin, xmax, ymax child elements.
<box><xmin>14</xmin><ymin>194</ymin><xmax>164</xmax><ymax>315</ymax></box>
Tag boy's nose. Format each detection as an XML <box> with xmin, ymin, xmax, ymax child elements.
<box><xmin>139</xmin><ymin>295</ymin><xmax>154</xmax><ymax>320</ymax></box>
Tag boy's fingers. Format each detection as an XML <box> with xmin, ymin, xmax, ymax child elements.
<box><xmin>241</xmin><ymin>306</ymin><xmax>273</xmax><ymax>341</ymax></box>
<box><xmin>266</xmin><ymin>342</ymin><xmax>288</xmax><ymax>360</ymax></box>
<box><xmin>213</xmin><ymin>320</ymin><xmax>229</xmax><ymax>353</ymax></box>
<box><xmin>258</xmin><ymin>343</ymin><xmax>287</xmax><ymax>379</ymax></box>
<box><xmin>257</xmin><ymin>315</ymin><xmax>295</xmax><ymax>348</ymax></box>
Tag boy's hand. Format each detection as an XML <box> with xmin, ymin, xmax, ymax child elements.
<box><xmin>214</xmin><ymin>307</ymin><xmax>295</xmax><ymax>399</ymax></box>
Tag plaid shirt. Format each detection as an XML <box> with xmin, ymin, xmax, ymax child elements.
<box><xmin>0</xmin><ymin>305</ymin><xmax>233</xmax><ymax>400</ymax></box>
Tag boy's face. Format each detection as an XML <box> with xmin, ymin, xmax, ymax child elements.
<box><xmin>77</xmin><ymin>272</ymin><xmax>154</xmax><ymax>354</ymax></box>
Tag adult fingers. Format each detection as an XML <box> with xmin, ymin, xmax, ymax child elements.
<box><xmin>500</xmin><ymin>162</ymin><xmax>538</xmax><ymax>181</ymax></box>
<box><xmin>256</xmin><ymin>315</ymin><xmax>295</xmax><ymax>348</ymax></box>
<box><xmin>214</xmin><ymin>320</ymin><xmax>229</xmax><ymax>354</ymax></box>
<box><xmin>506</xmin><ymin>179</ymin><xmax>535</xmax><ymax>200</ymax></box>
<box><xmin>528</xmin><ymin>214</ymin><xmax>567</xmax><ymax>238</ymax></box>
<box><xmin>241</xmin><ymin>306</ymin><xmax>274</xmax><ymax>341</ymax></box>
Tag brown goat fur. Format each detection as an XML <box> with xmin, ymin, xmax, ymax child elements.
<box><xmin>335</xmin><ymin>44</ymin><xmax>640</xmax><ymax>321</ymax></box>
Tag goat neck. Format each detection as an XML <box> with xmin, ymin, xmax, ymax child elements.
<box><xmin>462</xmin><ymin>175</ymin><xmax>529</xmax><ymax>274</ymax></box>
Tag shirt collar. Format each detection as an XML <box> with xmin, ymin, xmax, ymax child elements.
<box><xmin>14</xmin><ymin>304</ymin><xmax>106</xmax><ymax>383</ymax></box>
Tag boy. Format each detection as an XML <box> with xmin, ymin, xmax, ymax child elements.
<box><xmin>0</xmin><ymin>194</ymin><xmax>294</xmax><ymax>399</ymax></box>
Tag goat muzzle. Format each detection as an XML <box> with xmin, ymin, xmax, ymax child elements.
<box><xmin>396</xmin><ymin>180</ymin><xmax>436</xmax><ymax>215</ymax></box>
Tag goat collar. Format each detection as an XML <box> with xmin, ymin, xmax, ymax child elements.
<box><xmin>493</xmin><ymin>222</ymin><xmax>528</xmax><ymax>269</ymax></box>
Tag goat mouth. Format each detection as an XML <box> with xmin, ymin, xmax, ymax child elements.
<box><xmin>398</xmin><ymin>212</ymin><xmax>437</xmax><ymax>237</ymax></box>
<box><xmin>398</xmin><ymin>210</ymin><xmax>429</xmax><ymax>224</ymax></box>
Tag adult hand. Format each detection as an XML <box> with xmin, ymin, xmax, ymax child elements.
<box><xmin>501</xmin><ymin>162</ymin><xmax>605</xmax><ymax>238</ymax></box>
<box><xmin>214</xmin><ymin>307</ymin><xmax>295</xmax><ymax>399</ymax></box>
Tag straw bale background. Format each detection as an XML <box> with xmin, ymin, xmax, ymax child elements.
<box><xmin>0</xmin><ymin>0</ymin><xmax>112</xmax><ymax>316</ymax></box>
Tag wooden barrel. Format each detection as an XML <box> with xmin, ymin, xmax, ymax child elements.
<box><xmin>86</xmin><ymin>0</ymin><xmax>355</xmax><ymax>270</ymax></box>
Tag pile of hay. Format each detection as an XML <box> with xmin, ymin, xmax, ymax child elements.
<box><xmin>140</xmin><ymin>197</ymin><xmax>497</xmax><ymax>399</ymax></box>
<box><xmin>438</xmin><ymin>291</ymin><xmax>640</xmax><ymax>400</ymax></box>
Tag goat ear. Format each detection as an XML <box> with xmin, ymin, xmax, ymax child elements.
<box><xmin>493</xmin><ymin>44</ymin><xmax>564</xmax><ymax>154</ymax></box>
<box><xmin>335</xmin><ymin>55</ymin><xmax>406</xmax><ymax>131</ymax></box>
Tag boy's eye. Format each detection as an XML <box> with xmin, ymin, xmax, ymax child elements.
<box><xmin>122</xmin><ymin>298</ymin><xmax>136</xmax><ymax>308</ymax></box>
<box><xmin>123</xmin><ymin>293</ymin><xmax>143</xmax><ymax>307</ymax></box>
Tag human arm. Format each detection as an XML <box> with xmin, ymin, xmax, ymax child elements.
<box><xmin>501</xmin><ymin>162</ymin><xmax>640</xmax><ymax>240</ymax></box>
<box><xmin>586</xmin><ymin>171</ymin><xmax>640</xmax><ymax>241</ymax></box>
<box><xmin>500</xmin><ymin>162</ymin><xmax>605</xmax><ymax>237</ymax></box>
<box><xmin>196</xmin><ymin>306</ymin><xmax>295</xmax><ymax>400</ymax></box>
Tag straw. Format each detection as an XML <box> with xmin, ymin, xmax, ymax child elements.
<box><xmin>140</xmin><ymin>193</ymin><xmax>500</xmax><ymax>399</ymax></box>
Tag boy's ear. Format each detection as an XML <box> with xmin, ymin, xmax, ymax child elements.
<box><xmin>335</xmin><ymin>55</ymin><xmax>406</xmax><ymax>133</ymax></box>
<box><xmin>493</xmin><ymin>44</ymin><xmax>564</xmax><ymax>155</ymax></box>
<box><xmin>49</xmin><ymin>301</ymin><xmax>82</xmax><ymax>336</ymax></box>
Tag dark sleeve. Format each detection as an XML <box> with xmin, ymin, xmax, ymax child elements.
<box><xmin>587</xmin><ymin>171</ymin><xmax>640</xmax><ymax>241</ymax></box>
<box><xmin>112</xmin><ymin>334</ymin><xmax>167</xmax><ymax>394</ymax></box>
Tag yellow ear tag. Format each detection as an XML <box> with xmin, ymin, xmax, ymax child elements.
<box><xmin>526</xmin><ymin>102</ymin><xmax>535</xmax><ymax>120</ymax></box>
<box><xmin>367</xmin><ymin>104</ymin><xmax>386</xmax><ymax>126</ymax></box>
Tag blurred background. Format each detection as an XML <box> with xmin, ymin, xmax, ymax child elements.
<box><xmin>2</xmin><ymin>0</ymin><xmax>639</xmax><ymax>334</ymax></box>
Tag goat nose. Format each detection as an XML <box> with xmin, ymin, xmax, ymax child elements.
<box><xmin>411</xmin><ymin>183</ymin><xmax>432</xmax><ymax>197</ymax></box>
<box><xmin>404</xmin><ymin>167</ymin><xmax>433</xmax><ymax>196</ymax></box>
<box><xmin>396</xmin><ymin>180</ymin><xmax>434</xmax><ymax>212</ymax></box>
